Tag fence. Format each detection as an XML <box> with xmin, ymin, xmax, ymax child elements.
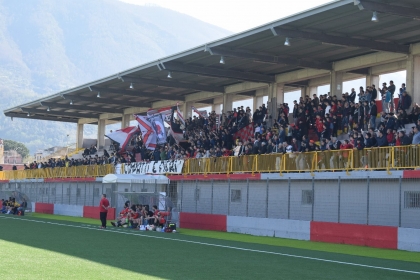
<box><xmin>176</xmin><ymin>177</ymin><xmax>420</xmax><ymax>229</ymax></box>
<box><xmin>1</xmin><ymin>146</ymin><xmax>420</xmax><ymax>180</ymax></box>
<box><xmin>0</xmin><ymin>164</ymin><xmax>114</xmax><ymax>180</ymax></box>
<box><xmin>0</xmin><ymin>179</ymin><xmax>176</xmax><ymax>214</ymax></box>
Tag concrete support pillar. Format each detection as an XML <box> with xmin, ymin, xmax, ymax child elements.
<box><xmin>366</xmin><ymin>70</ymin><xmax>380</xmax><ymax>100</ymax></box>
<box><xmin>213</xmin><ymin>104</ymin><xmax>222</xmax><ymax>114</ymax></box>
<box><xmin>330</xmin><ymin>70</ymin><xmax>343</xmax><ymax>99</ymax></box>
<box><xmin>97</xmin><ymin>119</ymin><xmax>106</xmax><ymax>149</ymax></box>
<box><xmin>222</xmin><ymin>93</ymin><xmax>233</xmax><ymax>114</ymax></box>
<box><xmin>76</xmin><ymin>124</ymin><xmax>84</xmax><ymax>150</ymax></box>
<box><xmin>406</xmin><ymin>53</ymin><xmax>420</xmax><ymax>105</ymax></box>
<box><xmin>121</xmin><ymin>114</ymin><xmax>131</xmax><ymax>129</ymax></box>
<box><xmin>267</xmin><ymin>83</ymin><xmax>284</xmax><ymax>126</ymax></box>
<box><xmin>181</xmin><ymin>101</ymin><xmax>193</xmax><ymax>119</ymax></box>
<box><xmin>253</xmin><ymin>96</ymin><xmax>264</xmax><ymax>111</ymax></box>
<box><xmin>304</xmin><ymin>86</ymin><xmax>318</xmax><ymax>98</ymax></box>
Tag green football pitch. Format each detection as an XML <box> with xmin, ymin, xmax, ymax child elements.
<box><xmin>0</xmin><ymin>214</ymin><xmax>419</xmax><ymax>279</ymax></box>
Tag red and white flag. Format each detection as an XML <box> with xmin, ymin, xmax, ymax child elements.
<box><xmin>176</xmin><ymin>102</ymin><xmax>185</xmax><ymax>126</ymax></box>
<box><xmin>105</xmin><ymin>126</ymin><xmax>139</xmax><ymax>151</ymax></box>
<box><xmin>192</xmin><ymin>106</ymin><xmax>208</xmax><ymax>118</ymax></box>
<box><xmin>135</xmin><ymin>115</ymin><xmax>157</xmax><ymax>150</ymax></box>
<box><xmin>148</xmin><ymin>106</ymin><xmax>172</xmax><ymax>124</ymax></box>
<box><xmin>233</xmin><ymin>123</ymin><xmax>254</xmax><ymax>142</ymax></box>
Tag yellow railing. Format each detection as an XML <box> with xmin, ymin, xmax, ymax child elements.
<box><xmin>180</xmin><ymin>146</ymin><xmax>420</xmax><ymax>175</ymax></box>
<box><xmin>0</xmin><ymin>164</ymin><xmax>114</xmax><ymax>180</ymax></box>
<box><xmin>1</xmin><ymin>146</ymin><xmax>420</xmax><ymax>180</ymax></box>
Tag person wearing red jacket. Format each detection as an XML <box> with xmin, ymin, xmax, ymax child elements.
<box><xmin>315</xmin><ymin>115</ymin><xmax>324</xmax><ymax>140</ymax></box>
<box><xmin>99</xmin><ymin>194</ymin><xmax>110</xmax><ymax>229</ymax></box>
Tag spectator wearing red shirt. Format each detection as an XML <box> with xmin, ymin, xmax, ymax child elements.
<box><xmin>99</xmin><ymin>194</ymin><xmax>110</xmax><ymax>229</ymax></box>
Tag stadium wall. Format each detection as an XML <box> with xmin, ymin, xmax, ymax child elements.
<box><xmin>30</xmin><ymin>202</ymin><xmax>115</xmax><ymax>220</ymax></box>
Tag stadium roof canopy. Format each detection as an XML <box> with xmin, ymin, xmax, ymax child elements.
<box><xmin>4</xmin><ymin>0</ymin><xmax>420</xmax><ymax>123</ymax></box>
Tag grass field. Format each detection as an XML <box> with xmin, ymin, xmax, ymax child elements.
<box><xmin>0</xmin><ymin>214</ymin><xmax>419</xmax><ymax>279</ymax></box>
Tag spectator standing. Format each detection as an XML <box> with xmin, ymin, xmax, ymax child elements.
<box><xmin>400</xmin><ymin>91</ymin><xmax>412</xmax><ymax>114</ymax></box>
<box><xmin>99</xmin><ymin>194</ymin><xmax>110</xmax><ymax>229</ymax></box>
<box><xmin>412</xmin><ymin>126</ymin><xmax>420</xmax><ymax>145</ymax></box>
<box><xmin>389</xmin><ymin>80</ymin><xmax>396</xmax><ymax>112</ymax></box>
<box><xmin>369</xmin><ymin>100</ymin><xmax>377</xmax><ymax>129</ymax></box>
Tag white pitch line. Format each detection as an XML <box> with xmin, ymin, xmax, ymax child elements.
<box><xmin>1</xmin><ymin>215</ymin><xmax>419</xmax><ymax>275</ymax></box>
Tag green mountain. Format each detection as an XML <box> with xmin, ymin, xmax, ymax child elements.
<box><xmin>0</xmin><ymin>0</ymin><xmax>231</xmax><ymax>153</ymax></box>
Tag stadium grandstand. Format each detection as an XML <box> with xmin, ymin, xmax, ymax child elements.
<box><xmin>2</xmin><ymin>0</ymin><xmax>420</xmax><ymax>253</ymax></box>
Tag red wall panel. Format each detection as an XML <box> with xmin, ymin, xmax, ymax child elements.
<box><xmin>310</xmin><ymin>221</ymin><xmax>397</xmax><ymax>249</ymax></box>
<box><xmin>403</xmin><ymin>170</ymin><xmax>420</xmax><ymax>179</ymax></box>
<box><xmin>180</xmin><ymin>212</ymin><xmax>227</xmax><ymax>231</ymax></box>
<box><xmin>83</xmin><ymin>206</ymin><xmax>115</xmax><ymax>220</ymax></box>
<box><xmin>35</xmin><ymin>203</ymin><xmax>54</xmax><ymax>214</ymax></box>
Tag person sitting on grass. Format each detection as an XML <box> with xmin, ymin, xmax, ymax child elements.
<box><xmin>17</xmin><ymin>198</ymin><xmax>27</xmax><ymax>216</ymax></box>
<box><xmin>0</xmin><ymin>199</ymin><xmax>6</xmax><ymax>214</ymax></box>
<box><xmin>111</xmin><ymin>202</ymin><xmax>130</xmax><ymax>227</ymax></box>
<box><xmin>129</xmin><ymin>206</ymin><xmax>141</xmax><ymax>229</ymax></box>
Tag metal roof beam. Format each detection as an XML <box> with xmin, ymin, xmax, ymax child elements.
<box><xmin>285</xmin><ymin>81</ymin><xmax>309</xmax><ymax>87</ymax></box>
<box><xmin>210</xmin><ymin>47</ymin><xmax>332</xmax><ymax>70</ymax></box>
<box><xmin>39</xmin><ymin>102</ymin><xmax>118</xmax><ymax>114</ymax></box>
<box><xmin>62</xmin><ymin>95</ymin><xmax>151</xmax><ymax>108</ymax></box>
<box><xmin>4</xmin><ymin>113</ymin><xmax>78</xmax><ymax>123</ymax></box>
<box><xmin>273</xmin><ymin>27</ymin><xmax>410</xmax><ymax>54</ymax></box>
<box><xmin>162</xmin><ymin>62</ymin><xmax>275</xmax><ymax>83</ymax></box>
<box><xmin>122</xmin><ymin>76</ymin><xmax>224</xmax><ymax>93</ymax></box>
<box><xmin>20</xmin><ymin>108</ymin><xmax>99</xmax><ymax>119</ymax></box>
<box><xmin>357</xmin><ymin>1</ymin><xmax>420</xmax><ymax>20</ymax></box>
<box><xmin>91</xmin><ymin>86</ymin><xmax>184</xmax><ymax>101</ymax></box>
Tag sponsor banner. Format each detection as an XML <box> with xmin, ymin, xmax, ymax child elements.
<box><xmin>122</xmin><ymin>160</ymin><xmax>184</xmax><ymax>175</ymax></box>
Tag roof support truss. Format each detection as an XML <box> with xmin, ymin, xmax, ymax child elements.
<box><xmin>356</xmin><ymin>0</ymin><xmax>420</xmax><ymax>20</ymax></box>
<box><xmin>90</xmin><ymin>86</ymin><xmax>184</xmax><ymax>101</ymax></box>
<box><xmin>210</xmin><ymin>47</ymin><xmax>332</xmax><ymax>70</ymax></box>
<box><xmin>5</xmin><ymin>113</ymin><xmax>78</xmax><ymax>123</ymax></box>
<box><xmin>122</xmin><ymin>76</ymin><xmax>224</xmax><ymax>93</ymax></box>
<box><xmin>40</xmin><ymin>102</ymin><xmax>118</xmax><ymax>114</ymax></box>
<box><xmin>62</xmin><ymin>95</ymin><xmax>151</xmax><ymax>108</ymax></box>
<box><xmin>273</xmin><ymin>27</ymin><xmax>410</xmax><ymax>54</ymax></box>
<box><xmin>20</xmin><ymin>108</ymin><xmax>99</xmax><ymax>119</ymax></box>
<box><xmin>162</xmin><ymin>62</ymin><xmax>275</xmax><ymax>83</ymax></box>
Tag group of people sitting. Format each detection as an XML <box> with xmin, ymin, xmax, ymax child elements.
<box><xmin>1</xmin><ymin>197</ymin><xmax>27</xmax><ymax>215</ymax></box>
<box><xmin>111</xmin><ymin>202</ymin><xmax>171</xmax><ymax>231</ymax></box>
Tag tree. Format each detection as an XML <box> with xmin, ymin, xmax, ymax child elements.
<box><xmin>3</xmin><ymin>139</ymin><xmax>30</xmax><ymax>159</ymax></box>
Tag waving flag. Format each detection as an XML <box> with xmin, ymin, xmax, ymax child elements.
<box><xmin>176</xmin><ymin>102</ymin><xmax>185</xmax><ymax>126</ymax></box>
<box><xmin>169</xmin><ymin>107</ymin><xmax>184</xmax><ymax>143</ymax></box>
<box><xmin>148</xmin><ymin>113</ymin><xmax>167</xmax><ymax>145</ymax></box>
<box><xmin>135</xmin><ymin>115</ymin><xmax>157</xmax><ymax>150</ymax></box>
<box><xmin>233</xmin><ymin>123</ymin><xmax>254</xmax><ymax>142</ymax></box>
<box><xmin>148</xmin><ymin>107</ymin><xmax>172</xmax><ymax>124</ymax></box>
<box><xmin>105</xmin><ymin>126</ymin><xmax>139</xmax><ymax>151</ymax></box>
<box><xmin>192</xmin><ymin>106</ymin><xmax>208</xmax><ymax>118</ymax></box>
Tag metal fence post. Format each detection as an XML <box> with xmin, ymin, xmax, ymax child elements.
<box><xmin>367</xmin><ymin>176</ymin><xmax>370</xmax><ymax>225</ymax></box>
<box><xmin>195</xmin><ymin>179</ymin><xmax>198</xmax><ymax>213</ymax></box>
<box><xmin>211</xmin><ymin>179</ymin><xmax>214</xmax><ymax>214</ymax></box>
<box><xmin>155</xmin><ymin>179</ymin><xmax>157</xmax><ymax>194</ymax></box>
<box><xmin>399</xmin><ymin>176</ymin><xmax>402</xmax><ymax>227</ymax></box>
<box><xmin>287</xmin><ymin>177</ymin><xmax>291</xmax><ymax>219</ymax></box>
<box><xmin>338</xmin><ymin>176</ymin><xmax>341</xmax><ymax>223</ymax></box>
<box><xmin>246</xmin><ymin>179</ymin><xmax>249</xmax><ymax>217</ymax></box>
<box><xmin>61</xmin><ymin>183</ymin><xmax>64</xmax><ymax>204</ymax></box>
<box><xmin>76</xmin><ymin>183</ymin><xmax>79</xmax><ymax>205</ymax></box>
<box><xmin>266</xmin><ymin>178</ymin><xmax>269</xmax><ymax>218</ymax></box>
<box><xmin>311</xmin><ymin>177</ymin><xmax>315</xmax><ymax>221</ymax></box>
<box><xmin>68</xmin><ymin>185</ymin><xmax>71</xmax><ymax>205</ymax></box>
<box><xmin>228</xmin><ymin>178</ymin><xmax>231</xmax><ymax>216</ymax></box>
<box><xmin>84</xmin><ymin>184</ymin><xmax>87</xmax><ymax>206</ymax></box>
<box><xmin>180</xmin><ymin>180</ymin><xmax>183</xmax><ymax>212</ymax></box>
<box><xmin>92</xmin><ymin>183</ymin><xmax>94</xmax><ymax>206</ymax></box>
<box><xmin>36</xmin><ymin>181</ymin><xmax>39</xmax><ymax>203</ymax></box>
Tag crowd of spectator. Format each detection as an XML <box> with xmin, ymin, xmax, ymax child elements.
<box><xmin>121</xmin><ymin>80</ymin><xmax>420</xmax><ymax>165</ymax></box>
<box><xmin>10</xmin><ymin>80</ymin><xmax>420</xmax><ymax>171</ymax></box>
